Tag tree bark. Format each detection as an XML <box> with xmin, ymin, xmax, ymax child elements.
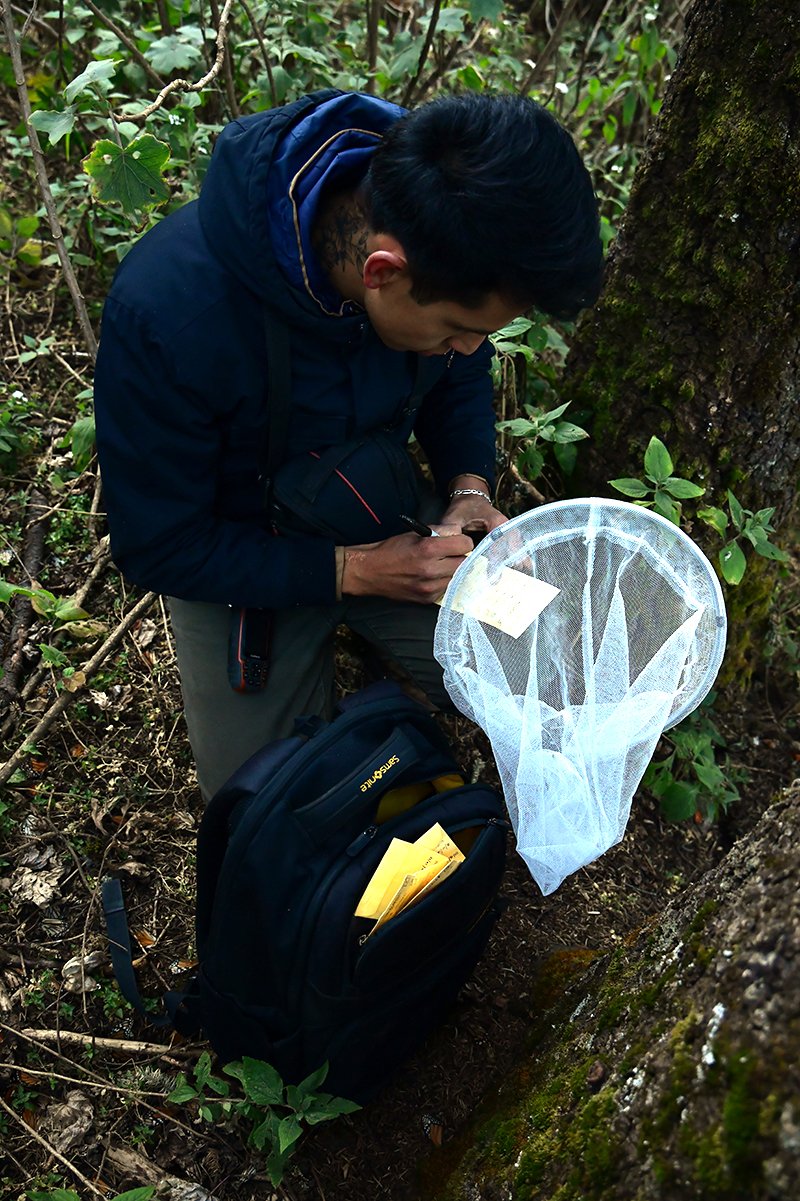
<box><xmin>564</xmin><ymin>0</ymin><xmax>800</xmax><ymax>530</ymax></box>
<box><xmin>424</xmin><ymin>790</ymin><xmax>800</xmax><ymax>1201</ymax></box>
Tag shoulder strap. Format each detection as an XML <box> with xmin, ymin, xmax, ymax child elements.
<box><xmin>102</xmin><ymin>877</ymin><xmax>201</xmax><ymax>1036</ymax></box>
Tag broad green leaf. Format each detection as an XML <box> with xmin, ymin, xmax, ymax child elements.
<box><xmin>61</xmin><ymin>618</ymin><xmax>109</xmax><ymax>639</ymax></box>
<box><xmin>493</xmin><ymin>316</ymin><xmax>532</xmax><ymax>339</ymax></box>
<box><xmin>31</xmin><ymin>106</ymin><xmax>77</xmax><ymax>145</ymax></box>
<box><xmin>662</xmin><ymin>477</ymin><xmax>704</xmax><ymax>499</ymax></box>
<box><xmin>83</xmin><ymin>135</ymin><xmax>170</xmax><ymax>213</ymax></box>
<box><xmin>69</xmin><ymin>413</ymin><xmax>96</xmax><ymax>471</ymax></box>
<box><xmin>234</xmin><ymin>1057</ymin><xmax>284</xmax><ymax>1106</ymax></box>
<box><xmin>694</xmin><ymin>763</ymin><xmax>725</xmax><ymax>791</ymax></box>
<box><xmin>115</xmin><ymin>1189</ymin><xmax>157</xmax><ymax>1201</ymax></box>
<box><xmin>609</xmin><ymin>477</ymin><xmax>650</xmax><ymax>498</ymax></box>
<box><xmin>146</xmin><ymin>33</ymin><xmax>205</xmax><ymax>74</ymax></box>
<box><xmin>540</xmin><ymin>401</ymin><xmax>571</xmax><ymax>422</ymax></box>
<box><xmin>698</xmin><ymin>506</ymin><xmax>728</xmax><ymax>537</ymax></box>
<box><xmin>551</xmin><ymin>421</ymin><xmax>589</xmax><ymax>444</ymax></box>
<box><xmin>304</xmin><ymin>1095</ymin><xmax>361</xmax><ymax>1123</ymax></box>
<box><xmin>295</xmin><ymin>1061</ymin><xmax>329</xmax><ymax>1097</ymax></box>
<box><xmin>65</xmin><ymin>59</ymin><xmax>118</xmax><ymax>103</ymax></box>
<box><xmin>726</xmin><ymin>490</ymin><xmax>745</xmax><ymax>530</ymax></box>
<box><xmin>719</xmin><ymin>541</ymin><xmax>746</xmax><ymax>585</ymax></box>
<box><xmin>29</xmin><ymin>1191</ymin><xmax>81</xmax><ymax>1201</ymax></box>
<box><xmin>0</xmin><ymin>579</ymin><xmax>35</xmax><ymax>603</ymax></box>
<box><xmin>468</xmin><ymin>0</ymin><xmax>505</xmax><ymax>21</ymax></box>
<box><xmin>553</xmin><ymin>441</ymin><xmax>578</xmax><ymax>476</ymax></box>
<box><xmin>167</xmin><ymin>1076</ymin><xmax>198</xmax><ymax>1104</ymax></box>
<box><xmin>16</xmin><ymin>214</ymin><xmax>39</xmax><ymax>238</ymax></box>
<box><xmin>457</xmin><ymin>64</ymin><xmax>485</xmax><ymax>90</ymax></box>
<box><xmin>437</xmin><ymin>9</ymin><xmax>467</xmax><ymax>33</ymax></box>
<box><xmin>277</xmin><ymin>1112</ymin><xmax>304</xmax><ymax>1154</ymax></box>
<box><xmin>753</xmin><ymin>506</ymin><xmax>776</xmax><ymax>527</ymax></box>
<box><xmin>54</xmin><ymin>597</ymin><xmax>90</xmax><ymax>623</ymax></box>
<box><xmin>652</xmin><ymin>490</ymin><xmax>680</xmax><ymax>524</ymax></box>
<box><xmin>496</xmin><ymin>418</ymin><xmax>536</xmax><ymax>438</ymax></box>
<box><xmin>266</xmin><ymin>1144</ymin><xmax>291</xmax><ymax>1188</ymax></box>
<box><xmin>39</xmin><ymin>643</ymin><xmax>69</xmax><ymax>667</ymax></box>
<box><xmin>194</xmin><ymin>1050</ymin><xmax>213</xmax><ymax>1089</ymax></box>
<box><xmin>750</xmin><ymin>537</ymin><xmax>788</xmax><ymax>563</ymax></box>
<box><xmin>659</xmin><ymin>781</ymin><xmax>698</xmax><ymax>822</ymax></box>
<box><xmin>30</xmin><ymin>587</ymin><xmax>58</xmax><ymax>616</ymax></box>
<box><xmin>643</xmin><ymin>435</ymin><xmax>673</xmax><ymax>484</ymax></box>
<box><xmin>518</xmin><ymin>445</ymin><xmax>545</xmax><ymax>481</ymax></box>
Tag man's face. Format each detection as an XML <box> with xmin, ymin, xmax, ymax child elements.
<box><xmin>363</xmin><ymin>276</ymin><xmax>524</xmax><ymax>357</ymax></box>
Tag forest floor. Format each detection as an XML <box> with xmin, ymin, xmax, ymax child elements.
<box><xmin>1</xmin><ymin>509</ymin><xmax>799</xmax><ymax>1201</ymax></box>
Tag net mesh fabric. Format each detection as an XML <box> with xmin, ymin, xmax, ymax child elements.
<box><xmin>434</xmin><ymin>498</ymin><xmax>726</xmax><ymax>895</ymax></box>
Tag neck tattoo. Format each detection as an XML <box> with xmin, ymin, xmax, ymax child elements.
<box><xmin>314</xmin><ymin>196</ymin><xmax>369</xmax><ymax>278</ymax></box>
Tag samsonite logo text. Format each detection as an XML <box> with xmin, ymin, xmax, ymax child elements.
<box><xmin>360</xmin><ymin>755</ymin><xmax>400</xmax><ymax>791</ymax></box>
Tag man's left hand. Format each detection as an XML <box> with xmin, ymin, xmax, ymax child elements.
<box><xmin>443</xmin><ymin>473</ymin><xmax>508</xmax><ymax>536</ymax></box>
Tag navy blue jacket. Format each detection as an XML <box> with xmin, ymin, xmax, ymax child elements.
<box><xmin>93</xmin><ymin>91</ymin><xmax>497</xmax><ymax>609</ymax></box>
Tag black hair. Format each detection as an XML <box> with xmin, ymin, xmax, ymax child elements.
<box><xmin>362</xmin><ymin>93</ymin><xmax>604</xmax><ymax>319</ymax></box>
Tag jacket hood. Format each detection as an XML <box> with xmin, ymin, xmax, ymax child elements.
<box><xmin>197</xmin><ymin>91</ymin><xmax>404</xmax><ymax>331</ymax></box>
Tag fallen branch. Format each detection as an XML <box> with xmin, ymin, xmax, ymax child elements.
<box><xmin>4</xmin><ymin>1060</ymin><xmax>169</xmax><ymax>1096</ymax></box>
<box><xmin>0</xmin><ymin>488</ymin><xmax>48</xmax><ymax>714</ymax></box>
<box><xmin>18</xmin><ymin>1027</ymin><xmax>197</xmax><ymax>1056</ymax></box>
<box><xmin>0</xmin><ymin>1093</ymin><xmax>106</xmax><ymax>1198</ymax></box>
<box><xmin>0</xmin><ymin>590</ymin><xmax>157</xmax><ymax>786</ymax></box>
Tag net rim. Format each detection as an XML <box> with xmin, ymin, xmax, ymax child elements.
<box><xmin>436</xmin><ymin>496</ymin><xmax>727</xmax><ymax>728</ymax></box>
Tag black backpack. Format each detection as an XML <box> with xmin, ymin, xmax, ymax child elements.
<box><xmin>104</xmin><ymin>683</ymin><xmax>508</xmax><ymax>1102</ymax></box>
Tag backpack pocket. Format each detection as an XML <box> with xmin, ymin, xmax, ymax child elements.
<box><xmin>350</xmin><ymin>818</ymin><xmax>507</xmax><ymax>993</ymax></box>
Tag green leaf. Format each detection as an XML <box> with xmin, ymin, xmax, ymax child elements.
<box><xmin>496</xmin><ymin>418</ymin><xmax>536</xmax><ymax>438</ymax></box>
<box><xmin>295</xmin><ymin>1061</ymin><xmax>329</xmax><ymax>1098</ymax></box>
<box><xmin>751</xmin><ymin>537</ymin><xmax>788</xmax><ymax>563</ymax></box>
<box><xmin>69</xmin><ymin>414</ymin><xmax>96</xmax><ymax>471</ymax></box>
<box><xmin>719</xmin><ymin>541</ymin><xmax>747</xmax><ymax>585</ymax></box>
<box><xmin>643</xmin><ymin>436</ymin><xmax>673</xmax><ymax>484</ymax></box>
<box><xmin>304</xmin><ymin>1095</ymin><xmax>361</xmax><ymax>1123</ymax></box>
<box><xmin>518</xmin><ymin>445</ymin><xmax>545</xmax><ymax>482</ymax></box>
<box><xmin>694</xmin><ymin>763</ymin><xmax>725</xmax><ymax>791</ymax></box>
<box><xmin>494</xmin><ymin>316</ymin><xmax>532</xmax><ymax>339</ymax></box>
<box><xmin>167</xmin><ymin>1076</ymin><xmax>198</xmax><ymax>1104</ymax></box>
<box><xmin>64</xmin><ymin>59</ymin><xmax>118</xmax><ymax>103</ymax></box>
<box><xmin>30</xmin><ymin>106</ymin><xmax>77</xmax><ymax>145</ymax></box>
<box><xmin>233</xmin><ymin>1057</ymin><xmax>284</xmax><ymax>1106</ymax></box>
<box><xmin>39</xmin><ymin>643</ymin><xmax>69</xmax><ymax>667</ymax></box>
<box><xmin>114</xmin><ymin>1189</ymin><xmax>157</xmax><ymax>1201</ymax></box>
<box><xmin>53</xmin><ymin>597</ymin><xmax>90</xmax><ymax>623</ymax></box>
<box><xmin>698</xmin><ymin>506</ymin><xmax>728</xmax><ymax>537</ymax></box>
<box><xmin>609</xmin><ymin>477</ymin><xmax>650</xmax><ymax>498</ymax></box>
<box><xmin>551</xmin><ymin>421</ymin><xmax>589</xmax><ymax>444</ymax></box>
<box><xmin>467</xmin><ymin>0</ymin><xmax>505</xmax><ymax>20</ymax></box>
<box><xmin>16</xmin><ymin>214</ymin><xmax>39</xmax><ymax>238</ymax></box>
<box><xmin>727</xmin><ymin>490</ymin><xmax>745</xmax><ymax>530</ymax></box>
<box><xmin>277</xmin><ymin>1113</ymin><xmax>304</xmax><ymax>1154</ymax></box>
<box><xmin>0</xmin><ymin>579</ymin><xmax>35</xmax><ymax>603</ymax></box>
<box><xmin>145</xmin><ymin>33</ymin><xmax>205</xmax><ymax>74</ymax></box>
<box><xmin>652</xmin><ymin>490</ymin><xmax>680</xmax><ymax>524</ymax></box>
<box><xmin>659</xmin><ymin>781</ymin><xmax>699</xmax><ymax>822</ymax></box>
<box><xmin>553</xmin><ymin>441</ymin><xmax>578</xmax><ymax>476</ymax></box>
<box><xmin>83</xmin><ymin>135</ymin><xmax>171</xmax><ymax>213</ymax></box>
<box><xmin>266</xmin><ymin>1144</ymin><xmax>290</xmax><ymax>1188</ymax></box>
<box><xmin>29</xmin><ymin>1192</ymin><xmax>81</xmax><ymax>1201</ymax></box>
<box><xmin>193</xmin><ymin>1050</ymin><xmax>213</xmax><ymax>1090</ymax></box>
<box><xmin>661</xmin><ymin>477</ymin><xmax>705</xmax><ymax>499</ymax></box>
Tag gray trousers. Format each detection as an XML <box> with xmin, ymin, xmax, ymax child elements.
<box><xmin>168</xmin><ymin>596</ymin><xmax>447</xmax><ymax>801</ymax></box>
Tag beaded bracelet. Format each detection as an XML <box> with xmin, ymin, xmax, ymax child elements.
<box><xmin>450</xmin><ymin>488</ymin><xmax>493</xmax><ymax>502</ymax></box>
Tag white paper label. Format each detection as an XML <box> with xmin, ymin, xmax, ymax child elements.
<box><xmin>448</xmin><ymin>557</ymin><xmax>560</xmax><ymax>638</ymax></box>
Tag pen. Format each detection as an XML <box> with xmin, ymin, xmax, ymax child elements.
<box><xmin>399</xmin><ymin>513</ymin><xmax>441</xmax><ymax>538</ymax></box>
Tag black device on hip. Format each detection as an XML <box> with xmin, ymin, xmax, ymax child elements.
<box><xmin>227</xmin><ymin>607</ymin><xmax>272</xmax><ymax>693</ymax></box>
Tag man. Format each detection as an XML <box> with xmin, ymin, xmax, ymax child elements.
<box><xmin>94</xmin><ymin>89</ymin><xmax>602</xmax><ymax>800</ymax></box>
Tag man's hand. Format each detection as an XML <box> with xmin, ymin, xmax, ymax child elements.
<box><xmin>342</xmin><ymin>528</ymin><xmax>474</xmax><ymax>602</ymax></box>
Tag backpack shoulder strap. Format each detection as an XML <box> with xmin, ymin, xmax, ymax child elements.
<box><xmin>262</xmin><ymin>308</ymin><xmax>292</xmax><ymax>505</ymax></box>
<box><xmin>102</xmin><ymin>877</ymin><xmax>200</xmax><ymax>1036</ymax></box>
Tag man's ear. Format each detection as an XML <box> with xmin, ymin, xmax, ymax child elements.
<box><xmin>363</xmin><ymin>240</ymin><xmax>408</xmax><ymax>290</ymax></box>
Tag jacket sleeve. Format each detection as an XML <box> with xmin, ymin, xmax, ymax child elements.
<box><xmin>93</xmin><ymin>297</ymin><xmax>338</xmax><ymax>608</ymax></box>
<box><xmin>411</xmin><ymin>340</ymin><xmax>497</xmax><ymax>496</ymax></box>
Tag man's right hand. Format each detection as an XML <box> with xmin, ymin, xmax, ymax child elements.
<box><xmin>342</xmin><ymin>528</ymin><xmax>474</xmax><ymax>603</ymax></box>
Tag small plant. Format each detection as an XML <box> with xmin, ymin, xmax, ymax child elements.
<box><xmin>168</xmin><ymin>1052</ymin><xmax>360</xmax><ymax>1185</ymax></box>
<box><xmin>0</xmin><ymin>384</ymin><xmax>40</xmax><ymax>472</ymax></box>
<box><xmin>610</xmin><ymin>435</ymin><xmax>705</xmax><ymax>524</ymax></box>
<box><xmin>29</xmin><ymin>1189</ymin><xmax>155</xmax><ymax>1201</ymax></box>
<box><xmin>699</xmin><ymin>491</ymin><xmax>788</xmax><ymax>585</ymax></box>
<box><xmin>644</xmin><ymin>696</ymin><xmax>746</xmax><ymax>823</ymax></box>
<box><xmin>496</xmin><ymin>398</ymin><xmax>588</xmax><ymax>483</ymax></box>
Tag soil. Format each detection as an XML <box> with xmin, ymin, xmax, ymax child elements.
<box><xmin>1</xmin><ymin>542</ymin><xmax>798</xmax><ymax>1201</ymax></box>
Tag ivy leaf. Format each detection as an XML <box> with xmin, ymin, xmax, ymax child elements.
<box><xmin>64</xmin><ymin>59</ymin><xmax>118</xmax><ymax>103</ymax></box>
<box><xmin>661</xmin><ymin>476</ymin><xmax>705</xmax><ymax>499</ymax></box>
<box><xmin>609</xmin><ymin>477</ymin><xmax>650</xmax><ymax>498</ymax></box>
<box><xmin>83</xmin><ymin>135</ymin><xmax>170</xmax><ymax>213</ymax></box>
<box><xmin>643</xmin><ymin>435</ymin><xmax>673</xmax><ymax>484</ymax></box>
<box><xmin>30</xmin><ymin>106</ymin><xmax>77</xmax><ymax>145</ymax></box>
<box><xmin>719</xmin><ymin>540</ymin><xmax>746</xmax><ymax>585</ymax></box>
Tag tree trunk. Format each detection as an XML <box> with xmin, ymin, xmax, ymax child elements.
<box><xmin>564</xmin><ymin>0</ymin><xmax>800</xmax><ymax>529</ymax></box>
<box><xmin>423</xmin><ymin>790</ymin><xmax>800</xmax><ymax>1201</ymax></box>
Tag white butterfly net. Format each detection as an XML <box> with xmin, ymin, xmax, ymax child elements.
<box><xmin>434</xmin><ymin>498</ymin><xmax>727</xmax><ymax>895</ymax></box>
